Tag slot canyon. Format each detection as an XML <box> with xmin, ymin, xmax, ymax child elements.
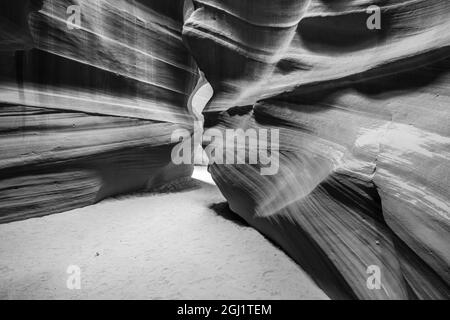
<box><xmin>0</xmin><ymin>0</ymin><xmax>449</xmax><ymax>300</ymax></box>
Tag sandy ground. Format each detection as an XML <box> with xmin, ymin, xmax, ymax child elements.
<box><xmin>0</xmin><ymin>167</ymin><xmax>328</xmax><ymax>300</ymax></box>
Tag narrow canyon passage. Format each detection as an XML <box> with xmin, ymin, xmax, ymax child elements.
<box><xmin>0</xmin><ymin>167</ymin><xmax>327</xmax><ymax>300</ymax></box>
<box><xmin>1</xmin><ymin>0</ymin><xmax>448</xmax><ymax>301</ymax></box>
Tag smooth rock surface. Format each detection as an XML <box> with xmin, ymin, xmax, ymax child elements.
<box><xmin>187</xmin><ymin>0</ymin><xmax>450</xmax><ymax>299</ymax></box>
<box><xmin>0</xmin><ymin>0</ymin><xmax>448</xmax><ymax>300</ymax></box>
<box><xmin>0</xmin><ymin>0</ymin><xmax>198</xmax><ymax>222</ymax></box>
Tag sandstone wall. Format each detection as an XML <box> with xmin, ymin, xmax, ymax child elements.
<box><xmin>0</xmin><ymin>0</ymin><xmax>198</xmax><ymax>223</ymax></box>
<box><xmin>184</xmin><ymin>0</ymin><xmax>450</xmax><ymax>299</ymax></box>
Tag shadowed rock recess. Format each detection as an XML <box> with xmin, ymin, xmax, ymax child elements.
<box><xmin>0</xmin><ymin>0</ymin><xmax>449</xmax><ymax>300</ymax></box>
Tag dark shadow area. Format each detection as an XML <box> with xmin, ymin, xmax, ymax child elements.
<box><xmin>298</xmin><ymin>4</ymin><xmax>391</xmax><ymax>54</ymax></box>
<box><xmin>135</xmin><ymin>0</ymin><xmax>186</xmax><ymax>22</ymax></box>
<box><xmin>114</xmin><ymin>177</ymin><xmax>208</xmax><ymax>200</ymax></box>
<box><xmin>264</xmin><ymin>48</ymin><xmax>450</xmax><ymax>113</ymax></box>
<box><xmin>0</xmin><ymin>0</ymin><xmax>44</xmax><ymax>51</ymax></box>
<box><xmin>0</xmin><ymin>49</ymin><xmax>189</xmax><ymax>107</ymax></box>
<box><xmin>209</xmin><ymin>202</ymin><xmax>249</xmax><ymax>227</ymax></box>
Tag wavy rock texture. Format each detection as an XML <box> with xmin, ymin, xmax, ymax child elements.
<box><xmin>0</xmin><ymin>0</ymin><xmax>198</xmax><ymax>222</ymax></box>
<box><xmin>185</xmin><ymin>0</ymin><xmax>450</xmax><ymax>299</ymax></box>
<box><xmin>1</xmin><ymin>0</ymin><xmax>449</xmax><ymax>301</ymax></box>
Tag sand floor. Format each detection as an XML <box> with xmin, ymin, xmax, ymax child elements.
<box><xmin>0</xmin><ymin>167</ymin><xmax>328</xmax><ymax>300</ymax></box>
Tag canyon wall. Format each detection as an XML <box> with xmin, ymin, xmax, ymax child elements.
<box><xmin>1</xmin><ymin>0</ymin><xmax>448</xmax><ymax>300</ymax></box>
<box><xmin>0</xmin><ymin>0</ymin><xmax>198</xmax><ymax>223</ymax></box>
<box><xmin>184</xmin><ymin>0</ymin><xmax>450</xmax><ymax>299</ymax></box>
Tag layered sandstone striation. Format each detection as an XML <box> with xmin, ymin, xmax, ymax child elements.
<box><xmin>0</xmin><ymin>0</ymin><xmax>198</xmax><ymax>222</ymax></box>
<box><xmin>184</xmin><ymin>0</ymin><xmax>450</xmax><ymax>299</ymax></box>
<box><xmin>1</xmin><ymin>0</ymin><xmax>449</xmax><ymax>300</ymax></box>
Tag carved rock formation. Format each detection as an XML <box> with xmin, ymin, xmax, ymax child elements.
<box><xmin>0</xmin><ymin>0</ymin><xmax>198</xmax><ymax>222</ymax></box>
<box><xmin>0</xmin><ymin>0</ymin><xmax>449</xmax><ymax>300</ymax></box>
<box><xmin>184</xmin><ymin>0</ymin><xmax>450</xmax><ymax>299</ymax></box>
